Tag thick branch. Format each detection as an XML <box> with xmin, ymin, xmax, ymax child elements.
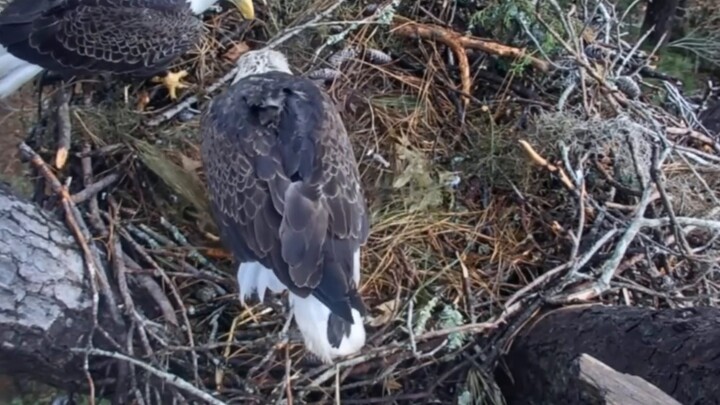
<box><xmin>0</xmin><ymin>184</ymin><xmax>120</xmax><ymax>389</ymax></box>
<box><xmin>498</xmin><ymin>305</ymin><xmax>720</xmax><ymax>404</ymax></box>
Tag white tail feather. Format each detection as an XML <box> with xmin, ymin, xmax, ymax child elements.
<box><xmin>0</xmin><ymin>47</ymin><xmax>44</xmax><ymax>99</ymax></box>
<box><xmin>237</xmin><ymin>261</ymin><xmax>286</xmax><ymax>304</ymax></box>
<box><xmin>289</xmin><ymin>292</ymin><xmax>366</xmax><ymax>364</ymax></box>
<box><xmin>236</xmin><ymin>249</ymin><xmax>366</xmax><ymax>363</ymax></box>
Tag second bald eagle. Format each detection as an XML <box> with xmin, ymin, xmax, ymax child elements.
<box><xmin>0</xmin><ymin>0</ymin><xmax>255</xmax><ymax>99</ymax></box>
<box><xmin>200</xmin><ymin>49</ymin><xmax>370</xmax><ymax>363</ymax></box>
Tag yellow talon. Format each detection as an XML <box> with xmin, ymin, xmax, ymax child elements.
<box><xmin>152</xmin><ymin>70</ymin><xmax>189</xmax><ymax>100</ymax></box>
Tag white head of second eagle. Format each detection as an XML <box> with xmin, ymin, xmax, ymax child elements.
<box><xmin>200</xmin><ymin>49</ymin><xmax>370</xmax><ymax>363</ymax></box>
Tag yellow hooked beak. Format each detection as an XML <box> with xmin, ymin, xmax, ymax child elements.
<box><xmin>233</xmin><ymin>0</ymin><xmax>255</xmax><ymax>19</ymax></box>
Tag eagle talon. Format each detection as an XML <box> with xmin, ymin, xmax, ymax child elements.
<box><xmin>152</xmin><ymin>70</ymin><xmax>189</xmax><ymax>100</ymax></box>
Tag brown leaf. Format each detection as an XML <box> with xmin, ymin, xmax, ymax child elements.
<box><xmin>179</xmin><ymin>153</ymin><xmax>202</xmax><ymax>172</ymax></box>
<box><xmin>223</xmin><ymin>42</ymin><xmax>251</xmax><ymax>63</ymax></box>
<box><xmin>367</xmin><ymin>298</ymin><xmax>399</xmax><ymax>327</ymax></box>
<box><xmin>136</xmin><ymin>90</ymin><xmax>151</xmax><ymax>111</ymax></box>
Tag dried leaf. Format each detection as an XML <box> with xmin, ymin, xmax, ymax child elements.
<box><xmin>179</xmin><ymin>153</ymin><xmax>202</xmax><ymax>172</ymax></box>
<box><xmin>392</xmin><ymin>142</ymin><xmax>449</xmax><ymax>212</ymax></box>
<box><xmin>367</xmin><ymin>298</ymin><xmax>398</xmax><ymax>327</ymax></box>
<box><xmin>136</xmin><ymin>90</ymin><xmax>151</xmax><ymax>111</ymax></box>
<box><xmin>223</xmin><ymin>41</ymin><xmax>251</xmax><ymax>63</ymax></box>
<box><xmin>383</xmin><ymin>377</ymin><xmax>402</xmax><ymax>392</ymax></box>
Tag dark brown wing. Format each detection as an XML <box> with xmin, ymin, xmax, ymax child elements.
<box><xmin>200</xmin><ymin>71</ymin><xmax>369</xmax><ymax>324</ymax></box>
<box><xmin>0</xmin><ymin>0</ymin><xmax>202</xmax><ymax>76</ymax></box>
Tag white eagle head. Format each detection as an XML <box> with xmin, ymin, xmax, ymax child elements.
<box><xmin>188</xmin><ymin>0</ymin><xmax>254</xmax><ymax>19</ymax></box>
<box><xmin>232</xmin><ymin>49</ymin><xmax>293</xmax><ymax>84</ymax></box>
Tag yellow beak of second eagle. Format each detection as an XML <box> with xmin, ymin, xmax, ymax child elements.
<box><xmin>234</xmin><ymin>0</ymin><xmax>255</xmax><ymax>20</ymax></box>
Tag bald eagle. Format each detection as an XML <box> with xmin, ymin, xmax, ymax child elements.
<box><xmin>0</xmin><ymin>0</ymin><xmax>255</xmax><ymax>100</ymax></box>
<box><xmin>200</xmin><ymin>49</ymin><xmax>370</xmax><ymax>363</ymax></box>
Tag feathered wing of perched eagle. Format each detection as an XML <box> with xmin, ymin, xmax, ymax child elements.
<box><xmin>0</xmin><ymin>0</ymin><xmax>255</xmax><ymax>99</ymax></box>
<box><xmin>200</xmin><ymin>49</ymin><xmax>370</xmax><ymax>363</ymax></box>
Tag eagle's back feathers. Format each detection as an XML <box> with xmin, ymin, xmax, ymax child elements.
<box><xmin>201</xmin><ymin>71</ymin><xmax>369</xmax><ymax>361</ymax></box>
<box><xmin>0</xmin><ymin>0</ymin><xmax>202</xmax><ymax>77</ymax></box>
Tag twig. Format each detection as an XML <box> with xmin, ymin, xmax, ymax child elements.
<box><xmin>518</xmin><ymin>140</ymin><xmax>575</xmax><ymax>191</ymax></box>
<box><xmin>159</xmin><ymin>216</ymin><xmax>223</xmax><ymax>274</ymax></box>
<box><xmin>80</xmin><ymin>144</ymin><xmax>107</xmax><ymax>236</ymax></box>
<box><xmin>248</xmin><ymin>313</ymin><xmax>294</xmax><ymax>378</ymax></box>
<box><xmin>127</xmin><ymin>224</ymin><xmax>163</xmax><ymax>249</ymax></box>
<box><xmin>109</xmin><ymin>214</ymin><xmax>135</xmax><ymax>319</ymax></box>
<box><xmin>138</xmin><ymin>224</ymin><xmax>177</xmax><ymax>247</ymax></box>
<box><xmin>595</xmin><ymin>168</ymin><xmax>661</xmax><ymax>292</ymax></box>
<box><xmin>54</xmin><ymin>87</ymin><xmax>71</xmax><ymax>169</ymax></box>
<box><xmin>311</xmin><ymin>0</ymin><xmax>397</xmax><ymax>63</ymax></box>
<box><xmin>639</xmin><ymin>217</ymin><xmax>720</xmax><ymax>231</ymax></box>
<box><xmin>392</xmin><ymin>19</ymin><xmax>550</xmax><ymax>73</ymax></box>
<box><xmin>567</xmin><ymin>228</ymin><xmax>620</xmax><ymax>280</ymax></box>
<box><xmin>73</xmin><ymin>348</ymin><xmax>228</xmax><ymax>405</ymax></box>
<box><xmin>407</xmin><ymin>299</ymin><xmax>417</xmax><ymax>355</ymax></box>
<box><xmin>266</xmin><ymin>0</ymin><xmax>348</xmax><ymax>50</ymax></box>
<box><xmin>406</xmin><ymin>299</ymin><xmax>452</xmax><ymax>359</ymax></box>
<box><xmin>285</xmin><ymin>343</ymin><xmax>294</xmax><ymax>405</ymax></box>
<box><xmin>504</xmin><ymin>263</ymin><xmax>570</xmax><ymax>309</ymax></box>
<box><xmin>71</xmin><ymin>173</ymin><xmax>120</xmax><ymax>204</ymax></box>
<box><xmin>117</xmin><ymin>225</ymin><xmax>201</xmax><ymax>384</ymax></box>
<box><xmin>306</xmin><ymin>345</ymin><xmax>404</xmax><ymax>387</ymax></box>
<box><xmin>133</xmin><ymin>270</ymin><xmax>180</xmax><ymax>326</ymax></box>
<box><xmin>76</xmin><ymin>143</ymin><xmax>126</xmax><ymax>158</ymax></box>
<box><xmin>651</xmin><ymin>152</ymin><xmax>693</xmax><ymax>256</ymax></box>
<box><xmin>457</xmin><ymin>251</ymin><xmax>476</xmax><ymax>323</ymax></box>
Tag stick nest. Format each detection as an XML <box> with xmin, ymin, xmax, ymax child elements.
<box><xmin>7</xmin><ymin>0</ymin><xmax>720</xmax><ymax>403</ymax></box>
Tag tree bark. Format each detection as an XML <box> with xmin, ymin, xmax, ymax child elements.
<box><xmin>642</xmin><ymin>0</ymin><xmax>680</xmax><ymax>46</ymax></box>
<box><xmin>498</xmin><ymin>305</ymin><xmax>720</xmax><ymax>405</ymax></box>
<box><xmin>0</xmin><ymin>184</ymin><xmax>121</xmax><ymax>391</ymax></box>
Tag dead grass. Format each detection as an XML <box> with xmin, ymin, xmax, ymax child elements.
<box><xmin>6</xmin><ymin>0</ymin><xmax>720</xmax><ymax>403</ymax></box>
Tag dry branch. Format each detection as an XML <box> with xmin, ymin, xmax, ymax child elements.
<box><xmin>576</xmin><ymin>354</ymin><xmax>682</xmax><ymax>405</ymax></box>
<box><xmin>54</xmin><ymin>88</ymin><xmax>72</xmax><ymax>169</ymax></box>
<box><xmin>391</xmin><ymin>19</ymin><xmax>551</xmax><ymax>73</ymax></box>
<box><xmin>518</xmin><ymin>140</ymin><xmax>575</xmax><ymax>191</ymax></box>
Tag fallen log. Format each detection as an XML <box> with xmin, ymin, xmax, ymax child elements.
<box><xmin>498</xmin><ymin>305</ymin><xmax>720</xmax><ymax>404</ymax></box>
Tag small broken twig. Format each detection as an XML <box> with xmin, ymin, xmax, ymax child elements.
<box><xmin>74</xmin><ymin>348</ymin><xmax>228</xmax><ymax>405</ymax></box>
<box><xmin>54</xmin><ymin>87</ymin><xmax>72</xmax><ymax>169</ymax></box>
<box><xmin>71</xmin><ymin>173</ymin><xmax>120</xmax><ymax>204</ymax></box>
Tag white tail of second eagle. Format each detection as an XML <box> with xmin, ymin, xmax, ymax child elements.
<box><xmin>289</xmin><ymin>291</ymin><xmax>366</xmax><ymax>363</ymax></box>
<box><xmin>236</xmin><ymin>249</ymin><xmax>366</xmax><ymax>364</ymax></box>
<box><xmin>0</xmin><ymin>47</ymin><xmax>43</xmax><ymax>99</ymax></box>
